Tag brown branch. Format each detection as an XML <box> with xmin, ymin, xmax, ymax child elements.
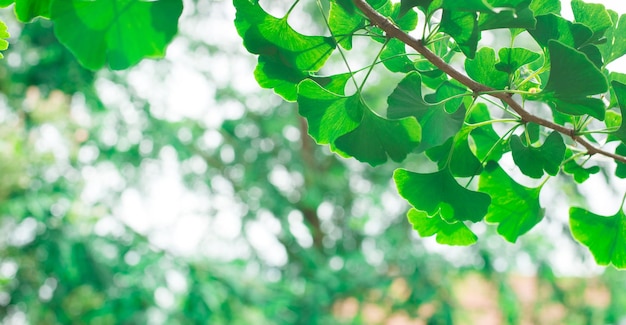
<box><xmin>353</xmin><ymin>0</ymin><xmax>626</xmax><ymax>164</ymax></box>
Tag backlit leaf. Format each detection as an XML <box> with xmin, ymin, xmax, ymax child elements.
<box><xmin>407</xmin><ymin>209</ymin><xmax>477</xmax><ymax>246</ymax></box>
<box><xmin>598</xmin><ymin>11</ymin><xmax>626</xmax><ymax>64</ymax></box>
<box><xmin>510</xmin><ymin>132</ymin><xmax>565</xmax><ymax>179</ymax></box>
<box><xmin>468</xmin><ymin>103</ymin><xmax>510</xmax><ymax>161</ymax></box>
<box><xmin>440</xmin><ymin>10</ymin><xmax>479</xmax><ymax>58</ymax></box>
<box><xmin>387</xmin><ymin>72</ymin><xmax>466</xmax><ymax>151</ymax></box>
<box><xmin>570</xmin><ymin>207</ymin><xmax>626</xmax><ymax>268</ymax></box>
<box><xmin>13</xmin><ymin>0</ymin><xmax>51</xmax><ymax>21</ymax></box>
<box><xmin>297</xmin><ymin>79</ymin><xmax>363</xmax><ymax>152</ymax></box>
<box><xmin>394</xmin><ymin>168</ymin><xmax>491</xmax><ymax>222</ymax></box>
<box><xmin>0</xmin><ymin>20</ymin><xmax>8</xmax><ymax>58</ymax></box>
<box><xmin>611</xmin><ymin>81</ymin><xmax>626</xmax><ymax>144</ymax></box>
<box><xmin>51</xmin><ymin>0</ymin><xmax>182</xmax><ymax>70</ymax></box>
<box><xmin>538</xmin><ymin>40</ymin><xmax>608</xmax><ymax>120</ymax></box>
<box><xmin>335</xmin><ymin>108</ymin><xmax>421</xmax><ymax>166</ymax></box>
<box><xmin>426</xmin><ymin>127</ymin><xmax>483</xmax><ymax>177</ymax></box>
<box><xmin>528</xmin><ymin>14</ymin><xmax>592</xmax><ymax>49</ymax></box>
<box><xmin>495</xmin><ymin>47</ymin><xmax>540</xmax><ymax>74</ymax></box>
<box><xmin>465</xmin><ymin>47</ymin><xmax>509</xmax><ymax>89</ymax></box>
<box><xmin>479</xmin><ymin>161</ymin><xmax>544</xmax><ymax>243</ymax></box>
<box><xmin>571</xmin><ymin>0</ymin><xmax>612</xmax><ymax>43</ymax></box>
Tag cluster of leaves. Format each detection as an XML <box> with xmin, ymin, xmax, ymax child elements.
<box><xmin>1</xmin><ymin>0</ymin><xmax>626</xmax><ymax>269</ymax></box>
<box><xmin>230</xmin><ymin>0</ymin><xmax>626</xmax><ymax>269</ymax></box>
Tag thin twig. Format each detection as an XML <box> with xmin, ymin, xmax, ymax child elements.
<box><xmin>352</xmin><ymin>0</ymin><xmax>626</xmax><ymax>164</ymax></box>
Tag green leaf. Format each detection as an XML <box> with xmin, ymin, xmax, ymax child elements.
<box><xmin>599</xmin><ymin>11</ymin><xmax>626</xmax><ymax>64</ymax></box>
<box><xmin>571</xmin><ymin>0</ymin><xmax>612</xmax><ymax>43</ymax></box>
<box><xmin>381</xmin><ymin>38</ymin><xmax>415</xmax><ymax>73</ymax></box>
<box><xmin>563</xmin><ymin>158</ymin><xmax>600</xmax><ymax>183</ymax></box>
<box><xmin>13</xmin><ymin>0</ymin><xmax>51</xmax><ymax>21</ymax></box>
<box><xmin>297</xmin><ymin>79</ymin><xmax>362</xmax><ymax>152</ymax></box>
<box><xmin>0</xmin><ymin>20</ymin><xmax>8</xmax><ymax>58</ymax></box>
<box><xmin>426</xmin><ymin>127</ymin><xmax>483</xmax><ymax>177</ymax></box>
<box><xmin>528</xmin><ymin>14</ymin><xmax>593</xmax><ymax>49</ymax></box>
<box><xmin>510</xmin><ymin>132</ymin><xmax>565</xmax><ymax>179</ymax></box>
<box><xmin>538</xmin><ymin>40</ymin><xmax>608</xmax><ymax>120</ymax></box>
<box><xmin>495</xmin><ymin>47</ymin><xmax>540</xmax><ymax>74</ymax></box>
<box><xmin>399</xmin><ymin>0</ymin><xmax>434</xmax><ymax>16</ymax></box>
<box><xmin>570</xmin><ymin>207</ymin><xmax>626</xmax><ymax>268</ymax></box>
<box><xmin>478</xmin><ymin>0</ymin><xmax>535</xmax><ymax>30</ymax></box>
<box><xmin>616</xmin><ymin>144</ymin><xmax>626</xmax><ymax>178</ymax></box>
<box><xmin>387</xmin><ymin>72</ymin><xmax>466</xmax><ymax>151</ymax></box>
<box><xmin>468</xmin><ymin>103</ymin><xmax>509</xmax><ymax>161</ymax></box>
<box><xmin>613</xmin><ymin>81</ymin><xmax>626</xmax><ymax>144</ymax></box>
<box><xmin>394</xmin><ymin>168</ymin><xmax>491</xmax><ymax>222</ymax></box>
<box><xmin>529</xmin><ymin>0</ymin><xmax>560</xmax><ymax>16</ymax></box>
<box><xmin>407</xmin><ymin>209</ymin><xmax>477</xmax><ymax>245</ymax></box>
<box><xmin>440</xmin><ymin>10</ymin><xmax>479</xmax><ymax>58</ymax></box>
<box><xmin>335</xmin><ymin>108</ymin><xmax>421</xmax><ymax>166</ymax></box>
<box><xmin>465</xmin><ymin>47</ymin><xmax>509</xmax><ymax>89</ymax></box>
<box><xmin>329</xmin><ymin>0</ymin><xmax>365</xmax><ymax>50</ymax></box>
<box><xmin>479</xmin><ymin>161</ymin><xmax>544</xmax><ymax>243</ymax></box>
<box><xmin>442</xmin><ymin>0</ymin><xmax>492</xmax><ymax>12</ymax></box>
<box><xmin>234</xmin><ymin>0</ymin><xmax>335</xmax><ymax>72</ymax></box>
<box><xmin>254</xmin><ymin>58</ymin><xmax>308</xmax><ymax>101</ymax></box>
<box><xmin>0</xmin><ymin>0</ymin><xmax>13</xmax><ymax>7</ymax></box>
<box><xmin>50</xmin><ymin>0</ymin><xmax>183</xmax><ymax>70</ymax></box>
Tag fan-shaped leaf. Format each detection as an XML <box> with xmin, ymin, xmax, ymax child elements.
<box><xmin>51</xmin><ymin>0</ymin><xmax>182</xmax><ymax>70</ymax></box>
<box><xmin>570</xmin><ymin>207</ymin><xmax>626</xmax><ymax>268</ymax></box>
<box><xmin>394</xmin><ymin>168</ymin><xmax>491</xmax><ymax>222</ymax></box>
<box><xmin>407</xmin><ymin>209</ymin><xmax>477</xmax><ymax>246</ymax></box>
<box><xmin>479</xmin><ymin>162</ymin><xmax>544</xmax><ymax>243</ymax></box>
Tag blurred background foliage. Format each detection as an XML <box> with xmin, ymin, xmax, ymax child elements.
<box><xmin>0</xmin><ymin>0</ymin><xmax>624</xmax><ymax>324</ymax></box>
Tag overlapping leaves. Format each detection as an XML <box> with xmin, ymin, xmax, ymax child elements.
<box><xmin>298</xmin><ymin>80</ymin><xmax>422</xmax><ymax>166</ymax></box>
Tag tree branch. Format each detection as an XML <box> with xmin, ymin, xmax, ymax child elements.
<box><xmin>353</xmin><ymin>0</ymin><xmax>626</xmax><ymax>164</ymax></box>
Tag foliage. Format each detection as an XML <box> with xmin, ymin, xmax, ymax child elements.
<box><xmin>1</xmin><ymin>0</ymin><xmax>626</xmax><ymax>324</ymax></box>
<box><xmin>228</xmin><ymin>0</ymin><xmax>626</xmax><ymax>269</ymax></box>
<box><xmin>4</xmin><ymin>1</ymin><xmax>626</xmax><ymax>267</ymax></box>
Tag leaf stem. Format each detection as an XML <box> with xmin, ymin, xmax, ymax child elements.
<box><xmin>286</xmin><ymin>0</ymin><xmax>301</xmax><ymax>17</ymax></box>
<box><xmin>316</xmin><ymin>0</ymin><xmax>360</xmax><ymax>91</ymax></box>
<box><xmin>358</xmin><ymin>38</ymin><xmax>390</xmax><ymax>92</ymax></box>
<box><xmin>352</xmin><ymin>0</ymin><xmax>626</xmax><ymax>164</ymax></box>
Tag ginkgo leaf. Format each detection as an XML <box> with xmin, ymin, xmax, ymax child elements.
<box><xmin>478</xmin><ymin>0</ymin><xmax>535</xmax><ymax>31</ymax></box>
<box><xmin>426</xmin><ymin>127</ymin><xmax>483</xmax><ymax>177</ymax></box>
<box><xmin>598</xmin><ymin>11</ymin><xmax>626</xmax><ymax>65</ymax></box>
<box><xmin>465</xmin><ymin>47</ymin><xmax>508</xmax><ymax>89</ymax></box>
<box><xmin>381</xmin><ymin>38</ymin><xmax>415</xmax><ymax>73</ymax></box>
<box><xmin>2</xmin><ymin>0</ymin><xmax>52</xmax><ymax>22</ymax></box>
<box><xmin>440</xmin><ymin>10</ymin><xmax>479</xmax><ymax>59</ymax></box>
<box><xmin>388</xmin><ymin>72</ymin><xmax>466</xmax><ymax>152</ymax></box>
<box><xmin>0</xmin><ymin>20</ymin><xmax>8</xmax><ymax>58</ymax></box>
<box><xmin>50</xmin><ymin>0</ymin><xmax>183</xmax><ymax>70</ymax></box>
<box><xmin>467</xmin><ymin>103</ymin><xmax>510</xmax><ymax>162</ymax></box>
<box><xmin>479</xmin><ymin>162</ymin><xmax>544</xmax><ymax>243</ymax></box>
<box><xmin>528</xmin><ymin>14</ymin><xmax>592</xmax><ymax>49</ymax></box>
<box><xmin>495</xmin><ymin>48</ymin><xmax>540</xmax><ymax>75</ymax></box>
<box><xmin>529</xmin><ymin>0</ymin><xmax>560</xmax><ymax>16</ymax></box>
<box><xmin>570</xmin><ymin>207</ymin><xmax>626</xmax><ymax>268</ymax></box>
<box><xmin>235</xmin><ymin>0</ymin><xmax>335</xmax><ymax>99</ymax></box>
<box><xmin>407</xmin><ymin>209</ymin><xmax>477</xmax><ymax>246</ymax></box>
<box><xmin>571</xmin><ymin>0</ymin><xmax>612</xmax><ymax>43</ymax></box>
<box><xmin>442</xmin><ymin>0</ymin><xmax>492</xmax><ymax>12</ymax></box>
<box><xmin>538</xmin><ymin>40</ymin><xmax>608</xmax><ymax>120</ymax></box>
<box><xmin>611</xmin><ymin>81</ymin><xmax>626</xmax><ymax>144</ymax></box>
<box><xmin>394</xmin><ymin>168</ymin><xmax>491</xmax><ymax>222</ymax></box>
<box><xmin>335</xmin><ymin>108</ymin><xmax>421</xmax><ymax>166</ymax></box>
<box><xmin>510</xmin><ymin>132</ymin><xmax>565</xmax><ymax>179</ymax></box>
<box><xmin>297</xmin><ymin>79</ymin><xmax>362</xmax><ymax>153</ymax></box>
<box><xmin>563</xmin><ymin>159</ymin><xmax>600</xmax><ymax>183</ymax></box>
